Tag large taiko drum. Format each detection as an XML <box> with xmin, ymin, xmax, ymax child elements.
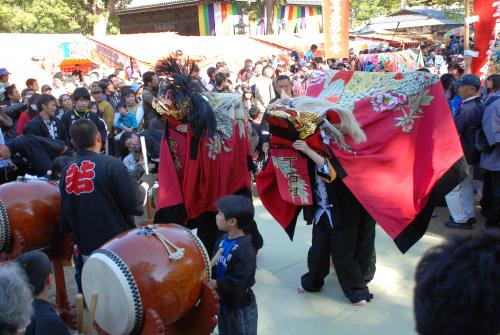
<box><xmin>82</xmin><ymin>224</ymin><xmax>211</xmax><ymax>335</ymax></box>
<box><xmin>0</xmin><ymin>179</ymin><xmax>61</xmax><ymax>252</ymax></box>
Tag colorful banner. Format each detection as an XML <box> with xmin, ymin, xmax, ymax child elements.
<box><xmin>198</xmin><ymin>2</ymin><xmax>241</xmax><ymax>36</ymax></box>
<box><xmin>198</xmin><ymin>2</ymin><xmax>322</xmax><ymax>36</ymax></box>
<box><xmin>272</xmin><ymin>5</ymin><xmax>322</xmax><ymax>34</ymax></box>
<box><xmin>471</xmin><ymin>0</ymin><xmax>498</xmax><ymax>79</ymax></box>
<box><xmin>323</xmin><ymin>0</ymin><xmax>349</xmax><ymax>58</ymax></box>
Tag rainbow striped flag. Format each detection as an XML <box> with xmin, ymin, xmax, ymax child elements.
<box><xmin>273</xmin><ymin>5</ymin><xmax>323</xmax><ymax>34</ymax></box>
<box><xmin>198</xmin><ymin>2</ymin><xmax>241</xmax><ymax>36</ymax></box>
<box><xmin>198</xmin><ymin>2</ymin><xmax>322</xmax><ymax>36</ymax></box>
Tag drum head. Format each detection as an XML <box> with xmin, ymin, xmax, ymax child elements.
<box><xmin>82</xmin><ymin>249</ymin><xmax>142</xmax><ymax>335</ymax></box>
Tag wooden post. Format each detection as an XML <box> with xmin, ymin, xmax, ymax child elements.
<box><xmin>85</xmin><ymin>293</ymin><xmax>99</xmax><ymax>335</ymax></box>
<box><xmin>76</xmin><ymin>294</ymin><xmax>84</xmax><ymax>334</ymax></box>
<box><xmin>464</xmin><ymin>0</ymin><xmax>472</xmax><ymax>73</ymax></box>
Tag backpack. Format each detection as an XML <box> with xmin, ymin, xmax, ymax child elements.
<box><xmin>475</xmin><ymin>95</ymin><xmax>500</xmax><ymax>154</ymax></box>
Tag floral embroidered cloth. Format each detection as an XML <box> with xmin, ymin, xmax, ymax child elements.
<box><xmin>156</xmin><ymin>93</ymin><xmax>252</xmax><ymax>221</ymax></box>
<box><xmin>258</xmin><ymin>70</ymin><xmax>466</xmax><ymax>253</ymax></box>
<box><xmin>356</xmin><ymin>49</ymin><xmax>424</xmax><ymax>72</ymax></box>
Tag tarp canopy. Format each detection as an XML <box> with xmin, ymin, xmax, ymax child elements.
<box><xmin>88</xmin><ymin>33</ymin><xmax>289</xmax><ymax>71</ymax></box>
<box><xmin>251</xmin><ymin>33</ymin><xmax>420</xmax><ymax>58</ymax></box>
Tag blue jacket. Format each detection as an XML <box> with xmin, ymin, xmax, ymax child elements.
<box><xmin>480</xmin><ymin>92</ymin><xmax>500</xmax><ymax>171</ymax></box>
<box><xmin>454</xmin><ymin>96</ymin><xmax>484</xmax><ymax>164</ymax></box>
<box><xmin>115</xmin><ymin>113</ymin><xmax>138</xmax><ymax>130</ymax></box>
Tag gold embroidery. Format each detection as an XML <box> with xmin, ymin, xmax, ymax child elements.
<box><xmin>271</xmin><ymin>108</ymin><xmax>322</xmax><ymax>140</ymax></box>
<box><xmin>272</xmin><ymin>156</ymin><xmax>310</xmax><ymax>204</ymax></box>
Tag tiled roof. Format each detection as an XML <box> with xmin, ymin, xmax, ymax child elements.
<box><xmin>122</xmin><ymin>0</ymin><xmax>321</xmax><ymax>11</ymax></box>
<box><xmin>122</xmin><ymin>0</ymin><xmax>198</xmax><ymax>11</ymax></box>
<box><xmin>369</xmin><ymin>7</ymin><xmax>456</xmax><ymax>24</ymax></box>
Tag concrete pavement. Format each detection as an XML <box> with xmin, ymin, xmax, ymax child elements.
<box><xmin>55</xmin><ymin>198</ymin><xmax>465</xmax><ymax>335</ymax></box>
<box><xmin>246</xmin><ymin>199</ymin><xmax>443</xmax><ymax>335</ymax></box>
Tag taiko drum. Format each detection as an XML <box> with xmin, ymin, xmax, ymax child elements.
<box><xmin>81</xmin><ymin>224</ymin><xmax>211</xmax><ymax>335</ymax></box>
<box><xmin>0</xmin><ymin>180</ymin><xmax>60</xmax><ymax>253</ymax></box>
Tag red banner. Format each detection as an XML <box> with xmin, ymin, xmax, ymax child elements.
<box><xmin>471</xmin><ymin>0</ymin><xmax>498</xmax><ymax>79</ymax></box>
<box><xmin>323</xmin><ymin>0</ymin><xmax>350</xmax><ymax>59</ymax></box>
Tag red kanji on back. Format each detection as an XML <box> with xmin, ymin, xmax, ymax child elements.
<box><xmin>65</xmin><ymin>160</ymin><xmax>96</xmax><ymax>195</ymax></box>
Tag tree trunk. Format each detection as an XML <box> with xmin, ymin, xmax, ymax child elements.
<box><xmin>265</xmin><ymin>0</ymin><xmax>274</xmax><ymax>35</ymax></box>
<box><xmin>93</xmin><ymin>12</ymin><xmax>108</xmax><ymax>36</ymax></box>
<box><xmin>92</xmin><ymin>0</ymin><xmax>108</xmax><ymax>36</ymax></box>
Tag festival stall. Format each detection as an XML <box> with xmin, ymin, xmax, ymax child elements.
<box><xmin>0</xmin><ymin>33</ymin><xmax>88</xmax><ymax>88</ymax></box>
<box><xmin>48</xmin><ymin>40</ymin><xmax>99</xmax><ymax>76</ymax></box>
<box><xmin>59</xmin><ymin>58</ymin><xmax>95</xmax><ymax>75</ymax></box>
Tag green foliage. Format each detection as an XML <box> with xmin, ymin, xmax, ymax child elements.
<box><xmin>350</xmin><ymin>0</ymin><xmax>401</xmax><ymax>27</ymax></box>
<box><xmin>0</xmin><ymin>0</ymin><xmax>91</xmax><ymax>33</ymax></box>
<box><xmin>0</xmin><ymin>0</ymin><xmax>131</xmax><ymax>34</ymax></box>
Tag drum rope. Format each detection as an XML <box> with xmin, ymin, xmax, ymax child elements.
<box><xmin>149</xmin><ymin>226</ymin><xmax>185</xmax><ymax>261</ymax></box>
<box><xmin>172</xmin><ymin>224</ymin><xmax>212</xmax><ymax>281</ymax></box>
<box><xmin>0</xmin><ymin>199</ymin><xmax>10</xmax><ymax>252</ymax></box>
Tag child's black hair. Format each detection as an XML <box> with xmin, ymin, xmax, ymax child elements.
<box><xmin>50</xmin><ymin>155</ymin><xmax>73</xmax><ymax>181</ymax></box>
<box><xmin>116</xmin><ymin>101</ymin><xmax>127</xmax><ymax>110</ymax></box>
<box><xmin>248</xmin><ymin>105</ymin><xmax>260</xmax><ymax>120</ymax></box>
<box><xmin>216</xmin><ymin>195</ymin><xmax>254</xmax><ymax>230</ymax></box>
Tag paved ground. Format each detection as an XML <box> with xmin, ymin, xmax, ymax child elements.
<box><xmin>55</xmin><ymin>199</ymin><xmax>485</xmax><ymax>335</ymax></box>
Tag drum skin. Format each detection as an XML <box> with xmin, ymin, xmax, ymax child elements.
<box><xmin>0</xmin><ymin>180</ymin><xmax>60</xmax><ymax>252</ymax></box>
<box><xmin>82</xmin><ymin>224</ymin><xmax>209</xmax><ymax>334</ymax></box>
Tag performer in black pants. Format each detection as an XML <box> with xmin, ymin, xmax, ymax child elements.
<box><xmin>293</xmin><ymin>139</ymin><xmax>376</xmax><ymax>306</ymax></box>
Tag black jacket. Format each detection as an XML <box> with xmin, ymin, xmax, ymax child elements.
<box><xmin>212</xmin><ymin>234</ymin><xmax>256</xmax><ymax>309</ymax></box>
<box><xmin>141</xmin><ymin>86</ymin><xmax>158</xmax><ymax>129</ymax></box>
<box><xmin>26</xmin><ymin>115</ymin><xmax>65</xmax><ymax>141</ymax></box>
<box><xmin>7</xmin><ymin>135</ymin><xmax>70</xmax><ymax>176</ymax></box>
<box><xmin>61</xmin><ymin>109</ymin><xmax>107</xmax><ymax>147</ymax></box>
<box><xmin>59</xmin><ymin>150</ymin><xmax>145</xmax><ymax>254</ymax></box>
<box><xmin>24</xmin><ymin>299</ymin><xmax>70</xmax><ymax>335</ymax></box>
<box><xmin>454</xmin><ymin>96</ymin><xmax>484</xmax><ymax>164</ymax></box>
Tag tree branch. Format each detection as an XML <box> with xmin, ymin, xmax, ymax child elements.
<box><xmin>107</xmin><ymin>0</ymin><xmax>117</xmax><ymax>16</ymax></box>
<box><xmin>80</xmin><ymin>0</ymin><xmax>93</xmax><ymax>12</ymax></box>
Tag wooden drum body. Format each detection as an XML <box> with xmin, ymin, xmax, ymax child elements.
<box><xmin>82</xmin><ymin>224</ymin><xmax>211</xmax><ymax>335</ymax></box>
<box><xmin>0</xmin><ymin>180</ymin><xmax>61</xmax><ymax>252</ymax></box>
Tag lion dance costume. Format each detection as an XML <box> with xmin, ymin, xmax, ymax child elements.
<box><xmin>257</xmin><ymin>70</ymin><xmax>466</xmax><ymax>253</ymax></box>
<box><xmin>153</xmin><ymin>59</ymin><xmax>262</xmax><ymax>252</ymax></box>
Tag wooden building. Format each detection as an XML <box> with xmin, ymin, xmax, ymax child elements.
<box><xmin>354</xmin><ymin>7</ymin><xmax>462</xmax><ymax>36</ymax></box>
<box><xmin>117</xmin><ymin>0</ymin><xmax>323</xmax><ymax>36</ymax></box>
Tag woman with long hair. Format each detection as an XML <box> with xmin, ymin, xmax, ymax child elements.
<box><xmin>241</xmin><ymin>84</ymin><xmax>254</xmax><ymax>120</ymax></box>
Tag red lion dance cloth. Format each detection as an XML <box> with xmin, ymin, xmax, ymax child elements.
<box><xmin>153</xmin><ymin>60</ymin><xmax>252</xmax><ymax>230</ymax></box>
<box><xmin>257</xmin><ymin>70</ymin><xmax>466</xmax><ymax>253</ymax></box>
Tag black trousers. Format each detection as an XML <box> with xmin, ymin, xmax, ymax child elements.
<box><xmin>485</xmin><ymin>170</ymin><xmax>500</xmax><ymax>228</ymax></box>
<box><xmin>481</xmin><ymin>169</ymin><xmax>492</xmax><ymax>216</ymax></box>
<box><xmin>301</xmin><ymin>203</ymin><xmax>376</xmax><ymax>303</ymax></box>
